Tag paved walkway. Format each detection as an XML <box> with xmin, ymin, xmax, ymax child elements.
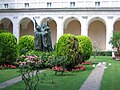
<box><xmin>0</xmin><ymin>70</ymin><xmax>45</xmax><ymax>89</ymax></box>
<box><xmin>80</xmin><ymin>62</ymin><xmax>106</xmax><ymax>90</ymax></box>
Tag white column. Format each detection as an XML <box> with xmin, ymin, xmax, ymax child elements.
<box><xmin>106</xmin><ymin>17</ymin><xmax>113</xmax><ymax>51</ymax></box>
<box><xmin>56</xmin><ymin>16</ymin><xmax>64</xmax><ymax>41</ymax></box>
<box><xmin>81</xmin><ymin>16</ymin><xmax>88</xmax><ymax>36</ymax></box>
<box><xmin>12</xmin><ymin>16</ymin><xmax>19</xmax><ymax>42</ymax></box>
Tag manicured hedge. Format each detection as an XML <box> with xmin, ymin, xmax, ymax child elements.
<box><xmin>55</xmin><ymin>34</ymin><xmax>79</xmax><ymax>70</ymax></box>
<box><xmin>76</xmin><ymin>35</ymin><xmax>92</xmax><ymax>62</ymax></box>
<box><xmin>92</xmin><ymin>51</ymin><xmax>112</xmax><ymax>56</ymax></box>
<box><xmin>0</xmin><ymin>32</ymin><xmax>18</xmax><ymax>64</ymax></box>
<box><xmin>18</xmin><ymin>35</ymin><xmax>34</xmax><ymax>55</ymax></box>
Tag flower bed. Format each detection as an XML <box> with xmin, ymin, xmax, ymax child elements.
<box><xmin>52</xmin><ymin>65</ymin><xmax>86</xmax><ymax>72</ymax></box>
<box><xmin>82</xmin><ymin>61</ymin><xmax>93</xmax><ymax>65</ymax></box>
<box><xmin>0</xmin><ymin>64</ymin><xmax>16</xmax><ymax>70</ymax></box>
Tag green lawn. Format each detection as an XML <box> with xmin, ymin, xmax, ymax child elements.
<box><xmin>1</xmin><ymin>65</ymin><xmax>94</xmax><ymax>90</ymax></box>
<box><xmin>0</xmin><ymin>69</ymin><xmax>20</xmax><ymax>83</ymax></box>
<box><xmin>90</xmin><ymin>56</ymin><xmax>120</xmax><ymax>90</ymax></box>
<box><xmin>89</xmin><ymin>56</ymin><xmax>113</xmax><ymax>63</ymax></box>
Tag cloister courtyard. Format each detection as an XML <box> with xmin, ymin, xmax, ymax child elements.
<box><xmin>1</xmin><ymin>0</ymin><xmax>120</xmax><ymax>90</ymax></box>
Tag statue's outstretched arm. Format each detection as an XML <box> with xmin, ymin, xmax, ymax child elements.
<box><xmin>33</xmin><ymin>17</ymin><xmax>39</xmax><ymax>28</ymax></box>
<box><xmin>33</xmin><ymin>17</ymin><xmax>41</xmax><ymax>32</ymax></box>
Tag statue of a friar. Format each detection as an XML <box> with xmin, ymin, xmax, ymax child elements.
<box><xmin>33</xmin><ymin>17</ymin><xmax>53</xmax><ymax>52</ymax></box>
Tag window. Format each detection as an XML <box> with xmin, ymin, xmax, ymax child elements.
<box><xmin>4</xmin><ymin>4</ymin><xmax>8</xmax><ymax>8</ymax></box>
<box><xmin>25</xmin><ymin>3</ymin><xmax>29</xmax><ymax>8</ymax></box>
<box><xmin>70</xmin><ymin>2</ymin><xmax>75</xmax><ymax>7</ymax></box>
<box><xmin>47</xmin><ymin>2</ymin><xmax>52</xmax><ymax>7</ymax></box>
<box><xmin>95</xmin><ymin>2</ymin><xmax>100</xmax><ymax>7</ymax></box>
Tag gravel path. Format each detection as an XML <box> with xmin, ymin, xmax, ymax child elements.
<box><xmin>79</xmin><ymin>62</ymin><xmax>106</xmax><ymax>90</ymax></box>
<box><xmin>0</xmin><ymin>70</ymin><xmax>45</xmax><ymax>89</ymax></box>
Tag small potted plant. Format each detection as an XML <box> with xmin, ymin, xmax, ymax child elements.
<box><xmin>109</xmin><ymin>32</ymin><xmax>120</xmax><ymax>60</ymax></box>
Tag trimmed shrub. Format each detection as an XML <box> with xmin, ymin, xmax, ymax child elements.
<box><xmin>77</xmin><ymin>35</ymin><xmax>92</xmax><ymax>62</ymax></box>
<box><xmin>0</xmin><ymin>29</ymin><xmax>8</xmax><ymax>33</ymax></box>
<box><xmin>0</xmin><ymin>32</ymin><xmax>18</xmax><ymax>64</ymax></box>
<box><xmin>55</xmin><ymin>34</ymin><xmax>79</xmax><ymax>70</ymax></box>
<box><xmin>91</xmin><ymin>51</ymin><xmax>112</xmax><ymax>56</ymax></box>
<box><xmin>18</xmin><ymin>35</ymin><xmax>34</xmax><ymax>55</ymax></box>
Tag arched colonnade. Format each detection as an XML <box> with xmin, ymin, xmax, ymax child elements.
<box><xmin>0</xmin><ymin>16</ymin><xmax>120</xmax><ymax>51</ymax></box>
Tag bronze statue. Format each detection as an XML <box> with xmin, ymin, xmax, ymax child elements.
<box><xmin>33</xmin><ymin>17</ymin><xmax>53</xmax><ymax>52</ymax></box>
<box><xmin>41</xmin><ymin>23</ymin><xmax>53</xmax><ymax>52</ymax></box>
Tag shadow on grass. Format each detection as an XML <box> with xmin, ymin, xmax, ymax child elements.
<box><xmin>55</xmin><ymin>73</ymin><xmax>76</xmax><ymax>77</ymax></box>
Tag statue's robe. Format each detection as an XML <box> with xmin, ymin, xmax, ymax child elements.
<box><xmin>34</xmin><ymin>31</ymin><xmax>43</xmax><ymax>51</ymax></box>
<box><xmin>41</xmin><ymin>24</ymin><xmax>53</xmax><ymax>52</ymax></box>
<box><xmin>42</xmin><ymin>30</ymin><xmax>52</xmax><ymax>52</ymax></box>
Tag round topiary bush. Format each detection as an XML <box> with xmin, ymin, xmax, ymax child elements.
<box><xmin>18</xmin><ymin>35</ymin><xmax>34</xmax><ymax>55</ymax></box>
<box><xmin>77</xmin><ymin>35</ymin><xmax>92</xmax><ymax>62</ymax></box>
<box><xmin>0</xmin><ymin>32</ymin><xmax>18</xmax><ymax>64</ymax></box>
<box><xmin>55</xmin><ymin>34</ymin><xmax>79</xmax><ymax>70</ymax></box>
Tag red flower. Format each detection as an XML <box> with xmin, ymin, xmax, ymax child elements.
<box><xmin>80</xmin><ymin>66</ymin><xmax>86</xmax><ymax>71</ymax></box>
<box><xmin>52</xmin><ymin>66</ymin><xmax>64</xmax><ymax>71</ymax></box>
<box><xmin>4</xmin><ymin>64</ymin><xmax>7</xmax><ymax>67</ymax></box>
<box><xmin>11</xmin><ymin>65</ymin><xmax>16</xmax><ymax>69</ymax></box>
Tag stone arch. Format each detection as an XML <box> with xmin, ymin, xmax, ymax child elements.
<box><xmin>113</xmin><ymin>17</ymin><xmax>120</xmax><ymax>32</ymax></box>
<box><xmin>19</xmin><ymin>17</ymin><xmax>34</xmax><ymax>37</ymax></box>
<box><xmin>41</xmin><ymin>17</ymin><xmax>57</xmax><ymax>46</ymax></box>
<box><xmin>0</xmin><ymin>18</ymin><xmax>13</xmax><ymax>33</ymax></box>
<box><xmin>88</xmin><ymin>17</ymin><xmax>106</xmax><ymax>50</ymax></box>
<box><xmin>63</xmin><ymin>17</ymin><xmax>81</xmax><ymax>35</ymax></box>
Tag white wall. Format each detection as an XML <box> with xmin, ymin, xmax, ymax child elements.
<box><xmin>0</xmin><ymin>0</ymin><xmax>120</xmax><ymax>9</ymax></box>
<box><xmin>1</xmin><ymin>0</ymin><xmax>120</xmax><ymax>51</ymax></box>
